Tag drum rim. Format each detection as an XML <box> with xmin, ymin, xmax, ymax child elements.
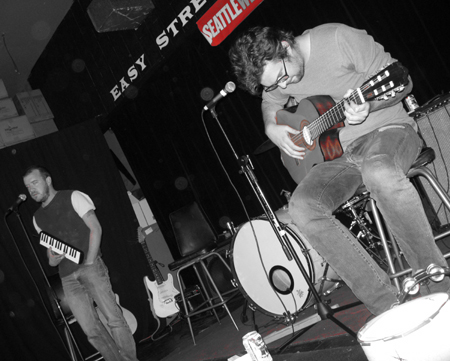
<box><xmin>229</xmin><ymin>219</ymin><xmax>315</xmax><ymax>319</ymax></box>
<box><xmin>358</xmin><ymin>293</ymin><xmax>449</xmax><ymax>344</ymax></box>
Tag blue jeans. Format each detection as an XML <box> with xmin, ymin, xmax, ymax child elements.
<box><xmin>62</xmin><ymin>257</ymin><xmax>138</xmax><ymax>361</ymax></box>
<box><xmin>289</xmin><ymin>124</ymin><xmax>450</xmax><ymax>315</ymax></box>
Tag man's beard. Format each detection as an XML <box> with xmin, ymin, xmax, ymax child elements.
<box><xmin>38</xmin><ymin>186</ymin><xmax>51</xmax><ymax>204</ymax></box>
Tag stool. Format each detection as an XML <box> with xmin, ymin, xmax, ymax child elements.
<box><xmin>168</xmin><ymin>202</ymin><xmax>239</xmax><ymax>345</ymax></box>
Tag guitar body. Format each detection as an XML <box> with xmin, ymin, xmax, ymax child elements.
<box><xmin>97</xmin><ymin>294</ymin><xmax>138</xmax><ymax>335</ymax></box>
<box><xmin>137</xmin><ymin>226</ymin><xmax>181</xmax><ymax>340</ymax></box>
<box><xmin>143</xmin><ymin>276</ymin><xmax>180</xmax><ymax>340</ymax></box>
<box><xmin>277</xmin><ymin>95</ymin><xmax>344</xmax><ymax>184</ymax></box>
<box><xmin>144</xmin><ymin>273</ymin><xmax>179</xmax><ymax>318</ymax></box>
<box><xmin>47</xmin><ymin>273</ymin><xmax>138</xmax><ymax>335</ymax></box>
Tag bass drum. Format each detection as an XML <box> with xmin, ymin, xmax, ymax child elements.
<box><xmin>230</xmin><ymin>208</ymin><xmax>339</xmax><ymax>318</ymax></box>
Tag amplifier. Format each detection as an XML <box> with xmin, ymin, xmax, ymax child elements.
<box><xmin>413</xmin><ymin>93</ymin><xmax>450</xmax><ymax>228</ymax></box>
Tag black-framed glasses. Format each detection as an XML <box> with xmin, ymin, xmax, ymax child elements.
<box><xmin>264</xmin><ymin>58</ymin><xmax>289</xmax><ymax>92</ymax></box>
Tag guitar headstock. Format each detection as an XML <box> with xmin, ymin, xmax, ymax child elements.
<box><xmin>362</xmin><ymin>62</ymin><xmax>409</xmax><ymax>102</ymax></box>
<box><xmin>137</xmin><ymin>226</ymin><xmax>153</xmax><ymax>244</ymax></box>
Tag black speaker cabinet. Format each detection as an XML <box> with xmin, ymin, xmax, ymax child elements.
<box><xmin>414</xmin><ymin>93</ymin><xmax>450</xmax><ymax>228</ymax></box>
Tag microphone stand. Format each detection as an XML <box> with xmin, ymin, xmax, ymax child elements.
<box><xmin>208</xmin><ymin>107</ymin><xmax>361</xmax><ymax>353</ymax></box>
<box><xmin>6</xmin><ymin>208</ymin><xmax>84</xmax><ymax>361</ymax></box>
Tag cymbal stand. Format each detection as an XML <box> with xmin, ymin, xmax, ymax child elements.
<box><xmin>7</xmin><ymin>209</ymin><xmax>85</xmax><ymax>361</ymax></box>
<box><xmin>209</xmin><ymin>107</ymin><xmax>361</xmax><ymax>353</ymax></box>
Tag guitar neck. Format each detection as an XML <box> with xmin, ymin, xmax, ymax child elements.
<box><xmin>140</xmin><ymin>238</ymin><xmax>165</xmax><ymax>285</ymax></box>
<box><xmin>309</xmin><ymin>89</ymin><xmax>362</xmax><ymax>141</ymax></box>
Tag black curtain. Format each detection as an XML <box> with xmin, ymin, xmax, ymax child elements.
<box><xmin>106</xmin><ymin>0</ymin><xmax>450</xmax><ymax>258</ymax></box>
<box><xmin>0</xmin><ymin>120</ymin><xmax>150</xmax><ymax>360</ymax></box>
<box><xmin>27</xmin><ymin>0</ymin><xmax>450</xmax><ymax>258</ymax></box>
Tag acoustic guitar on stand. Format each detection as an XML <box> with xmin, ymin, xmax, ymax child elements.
<box><xmin>276</xmin><ymin>61</ymin><xmax>409</xmax><ymax>184</ymax></box>
<box><xmin>137</xmin><ymin>226</ymin><xmax>180</xmax><ymax>340</ymax></box>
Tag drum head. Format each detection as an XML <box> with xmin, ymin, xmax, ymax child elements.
<box><xmin>358</xmin><ymin>293</ymin><xmax>450</xmax><ymax>361</ymax></box>
<box><xmin>230</xmin><ymin>219</ymin><xmax>314</xmax><ymax>318</ymax></box>
<box><xmin>358</xmin><ymin>293</ymin><xmax>449</xmax><ymax>344</ymax></box>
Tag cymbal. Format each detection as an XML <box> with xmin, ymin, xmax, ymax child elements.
<box><xmin>254</xmin><ymin>139</ymin><xmax>276</xmax><ymax>154</ymax></box>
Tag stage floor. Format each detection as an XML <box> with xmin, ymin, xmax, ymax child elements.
<box><xmin>136</xmin><ymin>283</ymin><xmax>370</xmax><ymax>361</ymax></box>
<box><xmin>136</xmin><ymin>237</ymin><xmax>450</xmax><ymax>361</ymax></box>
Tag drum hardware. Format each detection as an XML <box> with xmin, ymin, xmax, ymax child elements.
<box><xmin>283</xmin><ymin>311</ymin><xmax>296</xmax><ymax>325</ymax></box>
<box><xmin>226</xmin><ymin>221</ymin><xmax>237</xmax><ymax>236</ymax></box>
<box><xmin>398</xmin><ymin>264</ymin><xmax>450</xmax><ymax>304</ymax></box>
<box><xmin>316</xmin><ymin>262</ymin><xmax>341</xmax><ymax>297</ymax></box>
<box><xmin>207</xmin><ymin>107</ymin><xmax>362</xmax><ymax>354</ymax></box>
<box><xmin>334</xmin><ymin>191</ymin><xmax>399</xmax><ymax>270</ymax></box>
<box><xmin>322</xmin><ymin>282</ymin><xmax>342</xmax><ymax>296</ymax></box>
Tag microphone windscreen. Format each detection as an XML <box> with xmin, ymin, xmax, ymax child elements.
<box><xmin>225</xmin><ymin>81</ymin><xmax>236</xmax><ymax>93</ymax></box>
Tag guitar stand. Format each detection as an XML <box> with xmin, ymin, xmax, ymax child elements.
<box><xmin>209</xmin><ymin>107</ymin><xmax>362</xmax><ymax>355</ymax></box>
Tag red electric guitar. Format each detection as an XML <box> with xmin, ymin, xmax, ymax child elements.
<box><xmin>276</xmin><ymin>62</ymin><xmax>409</xmax><ymax>184</ymax></box>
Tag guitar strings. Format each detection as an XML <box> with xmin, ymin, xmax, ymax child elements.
<box><xmin>291</xmin><ymin>84</ymin><xmax>369</xmax><ymax>144</ymax></box>
<box><xmin>290</xmin><ymin>90</ymin><xmax>360</xmax><ymax>144</ymax></box>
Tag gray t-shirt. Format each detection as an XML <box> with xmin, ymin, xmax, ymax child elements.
<box><xmin>262</xmin><ymin>23</ymin><xmax>415</xmax><ymax>151</ymax></box>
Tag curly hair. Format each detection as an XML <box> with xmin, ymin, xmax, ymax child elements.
<box><xmin>229</xmin><ymin>26</ymin><xmax>295</xmax><ymax>96</ymax></box>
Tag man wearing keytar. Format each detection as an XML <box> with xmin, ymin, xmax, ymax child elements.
<box><xmin>23</xmin><ymin>165</ymin><xmax>138</xmax><ymax>361</ymax></box>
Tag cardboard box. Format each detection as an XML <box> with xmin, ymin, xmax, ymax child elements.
<box><xmin>139</xmin><ymin>198</ymin><xmax>156</xmax><ymax>226</ymax></box>
<box><xmin>0</xmin><ymin>98</ymin><xmax>19</xmax><ymax>120</ymax></box>
<box><xmin>0</xmin><ymin>115</ymin><xmax>35</xmax><ymax>146</ymax></box>
<box><xmin>128</xmin><ymin>192</ymin><xmax>156</xmax><ymax>227</ymax></box>
<box><xmin>0</xmin><ymin>79</ymin><xmax>8</xmax><ymax>99</ymax></box>
<box><xmin>13</xmin><ymin>89</ymin><xmax>54</xmax><ymax>123</ymax></box>
<box><xmin>32</xmin><ymin>118</ymin><xmax>58</xmax><ymax>137</ymax></box>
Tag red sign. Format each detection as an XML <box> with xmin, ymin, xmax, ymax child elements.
<box><xmin>197</xmin><ymin>0</ymin><xmax>264</xmax><ymax>46</ymax></box>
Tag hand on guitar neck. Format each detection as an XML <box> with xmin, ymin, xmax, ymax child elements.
<box><xmin>342</xmin><ymin>88</ymin><xmax>370</xmax><ymax>125</ymax></box>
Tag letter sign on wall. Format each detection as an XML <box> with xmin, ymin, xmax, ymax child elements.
<box><xmin>197</xmin><ymin>0</ymin><xmax>264</xmax><ymax>46</ymax></box>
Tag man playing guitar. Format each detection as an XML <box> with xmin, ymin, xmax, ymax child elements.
<box><xmin>228</xmin><ymin>23</ymin><xmax>450</xmax><ymax>316</ymax></box>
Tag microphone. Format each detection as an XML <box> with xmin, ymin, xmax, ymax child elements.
<box><xmin>203</xmin><ymin>81</ymin><xmax>236</xmax><ymax>111</ymax></box>
<box><xmin>5</xmin><ymin>194</ymin><xmax>27</xmax><ymax>215</ymax></box>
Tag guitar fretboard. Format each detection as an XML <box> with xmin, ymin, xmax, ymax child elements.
<box><xmin>138</xmin><ymin>228</ymin><xmax>164</xmax><ymax>285</ymax></box>
<box><xmin>308</xmin><ymin>89</ymin><xmax>362</xmax><ymax>141</ymax></box>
